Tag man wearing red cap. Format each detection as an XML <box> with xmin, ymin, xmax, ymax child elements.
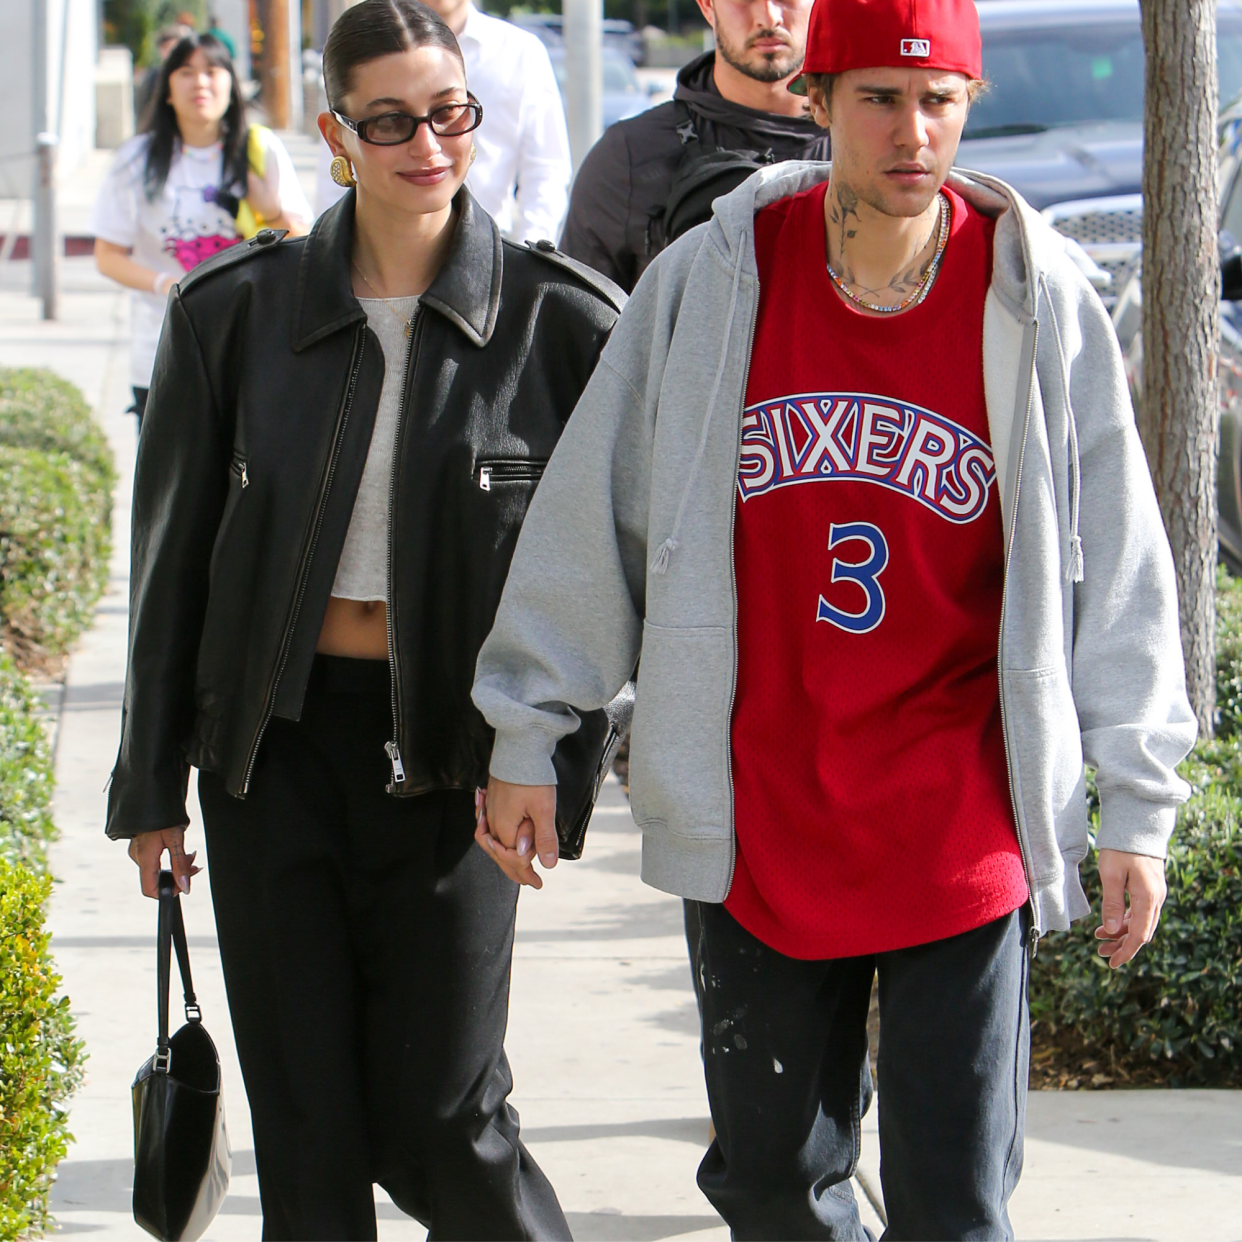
<box><xmin>472</xmin><ymin>0</ymin><xmax>1196</xmax><ymax>1234</ymax></box>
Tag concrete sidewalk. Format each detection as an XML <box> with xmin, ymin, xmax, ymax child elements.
<box><xmin>2</xmin><ymin>255</ymin><xmax>1240</xmax><ymax>1242</ymax></box>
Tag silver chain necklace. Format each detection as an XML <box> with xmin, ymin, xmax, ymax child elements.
<box><xmin>825</xmin><ymin>193</ymin><xmax>951</xmax><ymax>315</ymax></box>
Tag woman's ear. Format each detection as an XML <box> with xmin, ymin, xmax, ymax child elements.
<box><xmin>318</xmin><ymin>111</ymin><xmax>348</xmax><ymax>158</ymax></box>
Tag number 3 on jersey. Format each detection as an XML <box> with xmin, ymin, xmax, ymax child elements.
<box><xmin>816</xmin><ymin>522</ymin><xmax>889</xmax><ymax>634</ymax></box>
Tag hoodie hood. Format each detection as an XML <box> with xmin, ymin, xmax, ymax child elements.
<box><xmin>695</xmin><ymin>157</ymin><xmax>1095</xmax><ymax>322</ymax></box>
<box><xmin>674</xmin><ymin>51</ymin><xmax>829</xmax><ymax>148</ymax></box>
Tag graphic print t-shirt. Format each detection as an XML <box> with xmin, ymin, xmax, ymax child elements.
<box><xmin>90</xmin><ymin>132</ymin><xmax>312</xmax><ymax>386</ymax></box>
<box><xmin>726</xmin><ymin>181</ymin><xmax>1029</xmax><ymax>961</ymax></box>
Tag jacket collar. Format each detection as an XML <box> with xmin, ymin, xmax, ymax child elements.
<box><xmin>292</xmin><ymin>186</ymin><xmax>503</xmax><ymax>352</ymax></box>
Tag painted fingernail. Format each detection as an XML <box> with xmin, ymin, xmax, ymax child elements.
<box><xmin>177</xmin><ymin>875</ymin><xmax>189</xmax><ymax>893</ymax></box>
<box><xmin>1105</xmin><ymin>918</ymin><xmax>1119</xmax><ymax>933</ymax></box>
<box><xmin>517</xmin><ymin>838</ymin><xmax>531</xmax><ymax>856</ymax></box>
<box><xmin>540</xmin><ymin>852</ymin><xmax>557</xmax><ymax>866</ymax></box>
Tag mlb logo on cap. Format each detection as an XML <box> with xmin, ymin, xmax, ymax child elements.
<box><xmin>797</xmin><ymin>0</ymin><xmax>982</xmax><ymax>82</ymax></box>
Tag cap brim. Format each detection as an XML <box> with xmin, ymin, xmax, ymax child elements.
<box><xmin>787</xmin><ymin>73</ymin><xmax>808</xmax><ymax>96</ymax></box>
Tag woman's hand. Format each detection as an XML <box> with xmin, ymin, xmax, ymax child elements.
<box><xmin>128</xmin><ymin>827</ymin><xmax>201</xmax><ymax>898</ymax></box>
<box><xmin>474</xmin><ymin>780</ymin><xmax>558</xmax><ymax>889</ymax></box>
<box><xmin>246</xmin><ymin>165</ymin><xmax>283</xmax><ymax>221</ymax></box>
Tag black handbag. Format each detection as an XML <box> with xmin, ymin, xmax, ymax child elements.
<box><xmin>551</xmin><ymin>681</ymin><xmax>636</xmax><ymax>859</ymax></box>
<box><xmin>131</xmin><ymin>871</ymin><xmax>232</xmax><ymax>1241</ymax></box>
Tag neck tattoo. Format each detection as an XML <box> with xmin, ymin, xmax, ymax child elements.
<box><xmin>825</xmin><ymin>189</ymin><xmax>951</xmax><ymax>316</ymax></box>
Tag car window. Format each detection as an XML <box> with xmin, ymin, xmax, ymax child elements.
<box><xmin>964</xmin><ymin>16</ymin><xmax>1242</xmax><ymax>140</ymax></box>
<box><xmin>602</xmin><ymin>56</ymin><xmax>639</xmax><ymax>94</ymax></box>
<box><xmin>1224</xmin><ymin>167</ymin><xmax>1242</xmax><ymax>247</ymax></box>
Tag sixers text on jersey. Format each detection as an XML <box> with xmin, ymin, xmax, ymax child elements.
<box><xmin>738</xmin><ymin>391</ymin><xmax>997</xmax><ymax>524</ymax></box>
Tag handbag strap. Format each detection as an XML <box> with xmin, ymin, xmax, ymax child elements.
<box><xmin>154</xmin><ymin>871</ymin><xmax>201</xmax><ymax>1073</ymax></box>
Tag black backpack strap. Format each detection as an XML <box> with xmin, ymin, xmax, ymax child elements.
<box><xmin>674</xmin><ymin>100</ymin><xmax>698</xmax><ymax>146</ymax></box>
<box><xmin>154</xmin><ymin>871</ymin><xmax>202</xmax><ymax>1072</ymax></box>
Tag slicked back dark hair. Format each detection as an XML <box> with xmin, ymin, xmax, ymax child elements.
<box><xmin>323</xmin><ymin>0</ymin><xmax>465</xmax><ymax>112</ymax></box>
<box><xmin>141</xmin><ymin>33</ymin><xmax>248</xmax><ymax>201</ymax></box>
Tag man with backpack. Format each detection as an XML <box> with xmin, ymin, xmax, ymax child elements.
<box><xmin>560</xmin><ymin>0</ymin><xmax>827</xmax><ymax>292</ymax></box>
<box><xmin>474</xmin><ymin>0</ymin><xmax>1196</xmax><ymax>1233</ymax></box>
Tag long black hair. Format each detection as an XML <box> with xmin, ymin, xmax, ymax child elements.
<box><xmin>141</xmin><ymin>33</ymin><xmax>248</xmax><ymax>201</ymax></box>
<box><xmin>322</xmin><ymin>0</ymin><xmax>465</xmax><ymax>112</ymax></box>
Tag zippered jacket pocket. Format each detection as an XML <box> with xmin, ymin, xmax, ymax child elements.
<box><xmin>475</xmin><ymin>458</ymin><xmax>548</xmax><ymax>491</ymax></box>
<box><xmin>229</xmin><ymin>453</ymin><xmax>249</xmax><ymax>489</ymax></box>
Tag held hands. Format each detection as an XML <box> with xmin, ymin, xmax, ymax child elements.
<box><xmin>128</xmin><ymin>827</ymin><xmax>201</xmax><ymax>899</ymax></box>
<box><xmin>1095</xmin><ymin>848</ymin><xmax>1167</xmax><ymax>968</ymax></box>
<box><xmin>475</xmin><ymin>779</ymin><xmax>559</xmax><ymax>889</ymax></box>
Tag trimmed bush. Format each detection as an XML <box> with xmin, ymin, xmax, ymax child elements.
<box><xmin>1029</xmin><ymin>567</ymin><xmax>1242</xmax><ymax>1087</ymax></box>
<box><xmin>0</xmin><ymin>369</ymin><xmax>116</xmax><ymax>515</ymax></box>
<box><xmin>0</xmin><ymin>368</ymin><xmax>115</xmax><ymax>665</ymax></box>
<box><xmin>0</xmin><ymin>655</ymin><xmax>56</xmax><ymax>876</ymax></box>
<box><xmin>0</xmin><ymin>447</ymin><xmax>111</xmax><ymax>662</ymax></box>
<box><xmin>0</xmin><ymin>856</ymin><xmax>86</xmax><ymax>1241</ymax></box>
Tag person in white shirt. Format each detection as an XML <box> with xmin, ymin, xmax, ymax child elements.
<box><xmin>316</xmin><ymin>0</ymin><xmax>571</xmax><ymax>241</ymax></box>
<box><xmin>93</xmin><ymin>35</ymin><xmax>312</xmax><ymax>431</ymax></box>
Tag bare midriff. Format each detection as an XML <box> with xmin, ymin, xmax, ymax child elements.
<box><xmin>316</xmin><ymin>597</ymin><xmax>389</xmax><ymax>658</ymax></box>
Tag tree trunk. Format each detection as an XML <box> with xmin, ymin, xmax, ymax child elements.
<box><xmin>1139</xmin><ymin>0</ymin><xmax>1219</xmax><ymax>738</ymax></box>
<box><xmin>262</xmin><ymin>0</ymin><xmax>291</xmax><ymax>130</ymax></box>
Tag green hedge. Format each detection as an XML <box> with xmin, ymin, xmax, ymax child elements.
<box><xmin>0</xmin><ymin>368</ymin><xmax>115</xmax><ymax>663</ymax></box>
<box><xmin>1030</xmin><ymin>567</ymin><xmax>1242</xmax><ymax>1086</ymax></box>
<box><xmin>0</xmin><ymin>369</ymin><xmax>116</xmax><ymax>509</ymax></box>
<box><xmin>0</xmin><ymin>857</ymin><xmax>85</xmax><ymax>1241</ymax></box>
<box><xmin>0</xmin><ymin>366</ymin><xmax>104</xmax><ymax>1235</ymax></box>
<box><xmin>0</xmin><ymin>448</ymin><xmax>111</xmax><ymax>663</ymax></box>
<box><xmin>0</xmin><ymin>655</ymin><xmax>56</xmax><ymax>877</ymax></box>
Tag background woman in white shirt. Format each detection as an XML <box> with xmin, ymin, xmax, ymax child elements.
<box><xmin>90</xmin><ymin>33</ymin><xmax>312</xmax><ymax>431</ymax></box>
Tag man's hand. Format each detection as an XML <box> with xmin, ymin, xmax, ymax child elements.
<box><xmin>128</xmin><ymin>827</ymin><xmax>201</xmax><ymax>899</ymax></box>
<box><xmin>1095</xmin><ymin>848</ymin><xmax>1167</xmax><ymax>968</ymax></box>
<box><xmin>475</xmin><ymin>779</ymin><xmax>558</xmax><ymax>889</ymax></box>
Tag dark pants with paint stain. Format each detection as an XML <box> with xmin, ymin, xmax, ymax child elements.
<box><xmin>689</xmin><ymin>901</ymin><xmax>1030</xmax><ymax>1241</ymax></box>
<box><xmin>199</xmin><ymin>655</ymin><xmax>569</xmax><ymax>1241</ymax></box>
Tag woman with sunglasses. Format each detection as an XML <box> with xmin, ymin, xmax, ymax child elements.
<box><xmin>105</xmin><ymin>1</ymin><xmax>621</xmax><ymax>1236</ymax></box>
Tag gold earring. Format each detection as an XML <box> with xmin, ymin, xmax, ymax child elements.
<box><xmin>330</xmin><ymin>154</ymin><xmax>357</xmax><ymax>188</ymax></box>
<box><xmin>469</xmin><ymin>145</ymin><xmax>477</xmax><ymax>166</ymax></box>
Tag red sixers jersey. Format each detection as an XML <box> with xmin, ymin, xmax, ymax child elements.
<box><xmin>726</xmin><ymin>182</ymin><xmax>1029</xmax><ymax>960</ymax></box>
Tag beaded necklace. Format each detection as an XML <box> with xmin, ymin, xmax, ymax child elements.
<box><xmin>825</xmin><ymin>192</ymin><xmax>951</xmax><ymax>315</ymax></box>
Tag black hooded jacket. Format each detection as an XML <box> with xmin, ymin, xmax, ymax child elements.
<box><xmin>560</xmin><ymin>51</ymin><xmax>831</xmax><ymax>292</ymax></box>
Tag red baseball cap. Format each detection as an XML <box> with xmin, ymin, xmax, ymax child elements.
<box><xmin>790</xmin><ymin>0</ymin><xmax>982</xmax><ymax>93</ymax></box>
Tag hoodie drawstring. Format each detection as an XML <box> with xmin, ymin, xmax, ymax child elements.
<box><xmin>1039</xmin><ymin>274</ymin><xmax>1085</xmax><ymax>584</ymax></box>
<box><xmin>651</xmin><ymin>236</ymin><xmax>748</xmax><ymax>576</ymax></box>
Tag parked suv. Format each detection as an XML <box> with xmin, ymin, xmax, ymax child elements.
<box><xmin>960</xmin><ymin>0</ymin><xmax>1242</xmax><ymax>305</ymax></box>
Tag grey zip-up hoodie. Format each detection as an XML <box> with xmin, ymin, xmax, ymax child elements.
<box><xmin>473</xmin><ymin>162</ymin><xmax>1197</xmax><ymax>936</ymax></box>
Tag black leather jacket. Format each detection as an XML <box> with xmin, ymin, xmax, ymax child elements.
<box><xmin>106</xmin><ymin>190</ymin><xmax>623</xmax><ymax>839</ymax></box>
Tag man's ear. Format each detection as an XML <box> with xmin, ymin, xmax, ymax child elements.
<box><xmin>693</xmin><ymin>0</ymin><xmax>718</xmax><ymax>30</ymax></box>
<box><xmin>805</xmin><ymin>83</ymin><xmax>831</xmax><ymax>129</ymax></box>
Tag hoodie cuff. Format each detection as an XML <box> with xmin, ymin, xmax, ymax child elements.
<box><xmin>488</xmin><ymin>728</ymin><xmax>559</xmax><ymax>787</ymax></box>
<box><xmin>1095</xmin><ymin>794</ymin><xmax>1177</xmax><ymax>859</ymax></box>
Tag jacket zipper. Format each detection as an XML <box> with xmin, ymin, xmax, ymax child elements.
<box><xmin>230</xmin><ymin>453</ymin><xmax>249</xmax><ymax>489</ymax></box>
<box><xmin>724</xmin><ymin>287</ymin><xmax>762</xmax><ymax>891</ymax></box>
<box><xmin>476</xmin><ymin>458</ymin><xmax>549</xmax><ymax>491</ymax></box>
<box><xmin>241</xmin><ymin>325</ymin><xmax>368</xmax><ymax>795</ymax></box>
<box><xmin>996</xmin><ymin>319</ymin><xmax>1042</xmax><ymax>955</ymax></box>
<box><xmin>384</xmin><ymin>308</ymin><xmax>423</xmax><ymax>792</ymax></box>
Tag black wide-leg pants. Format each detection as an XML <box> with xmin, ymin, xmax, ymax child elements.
<box><xmin>198</xmin><ymin>655</ymin><xmax>569</xmax><ymax>1242</ymax></box>
<box><xmin>692</xmin><ymin>901</ymin><xmax>1029</xmax><ymax>1242</ymax></box>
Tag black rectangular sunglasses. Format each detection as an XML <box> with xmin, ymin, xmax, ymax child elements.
<box><xmin>332</xmin><ymin>95</ymin><xmax>483</xmax><ymax>145</ymax></box>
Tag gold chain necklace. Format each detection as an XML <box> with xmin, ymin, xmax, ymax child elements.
<box><xmin>351</xmin><ymin>260</ymin><xmax>417</xmax><ymax>337</ymax></box>
<box><xmin>825</xmin><ymin>193</ymin><xmax>951</xmax><ymax>315</ymax></box>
